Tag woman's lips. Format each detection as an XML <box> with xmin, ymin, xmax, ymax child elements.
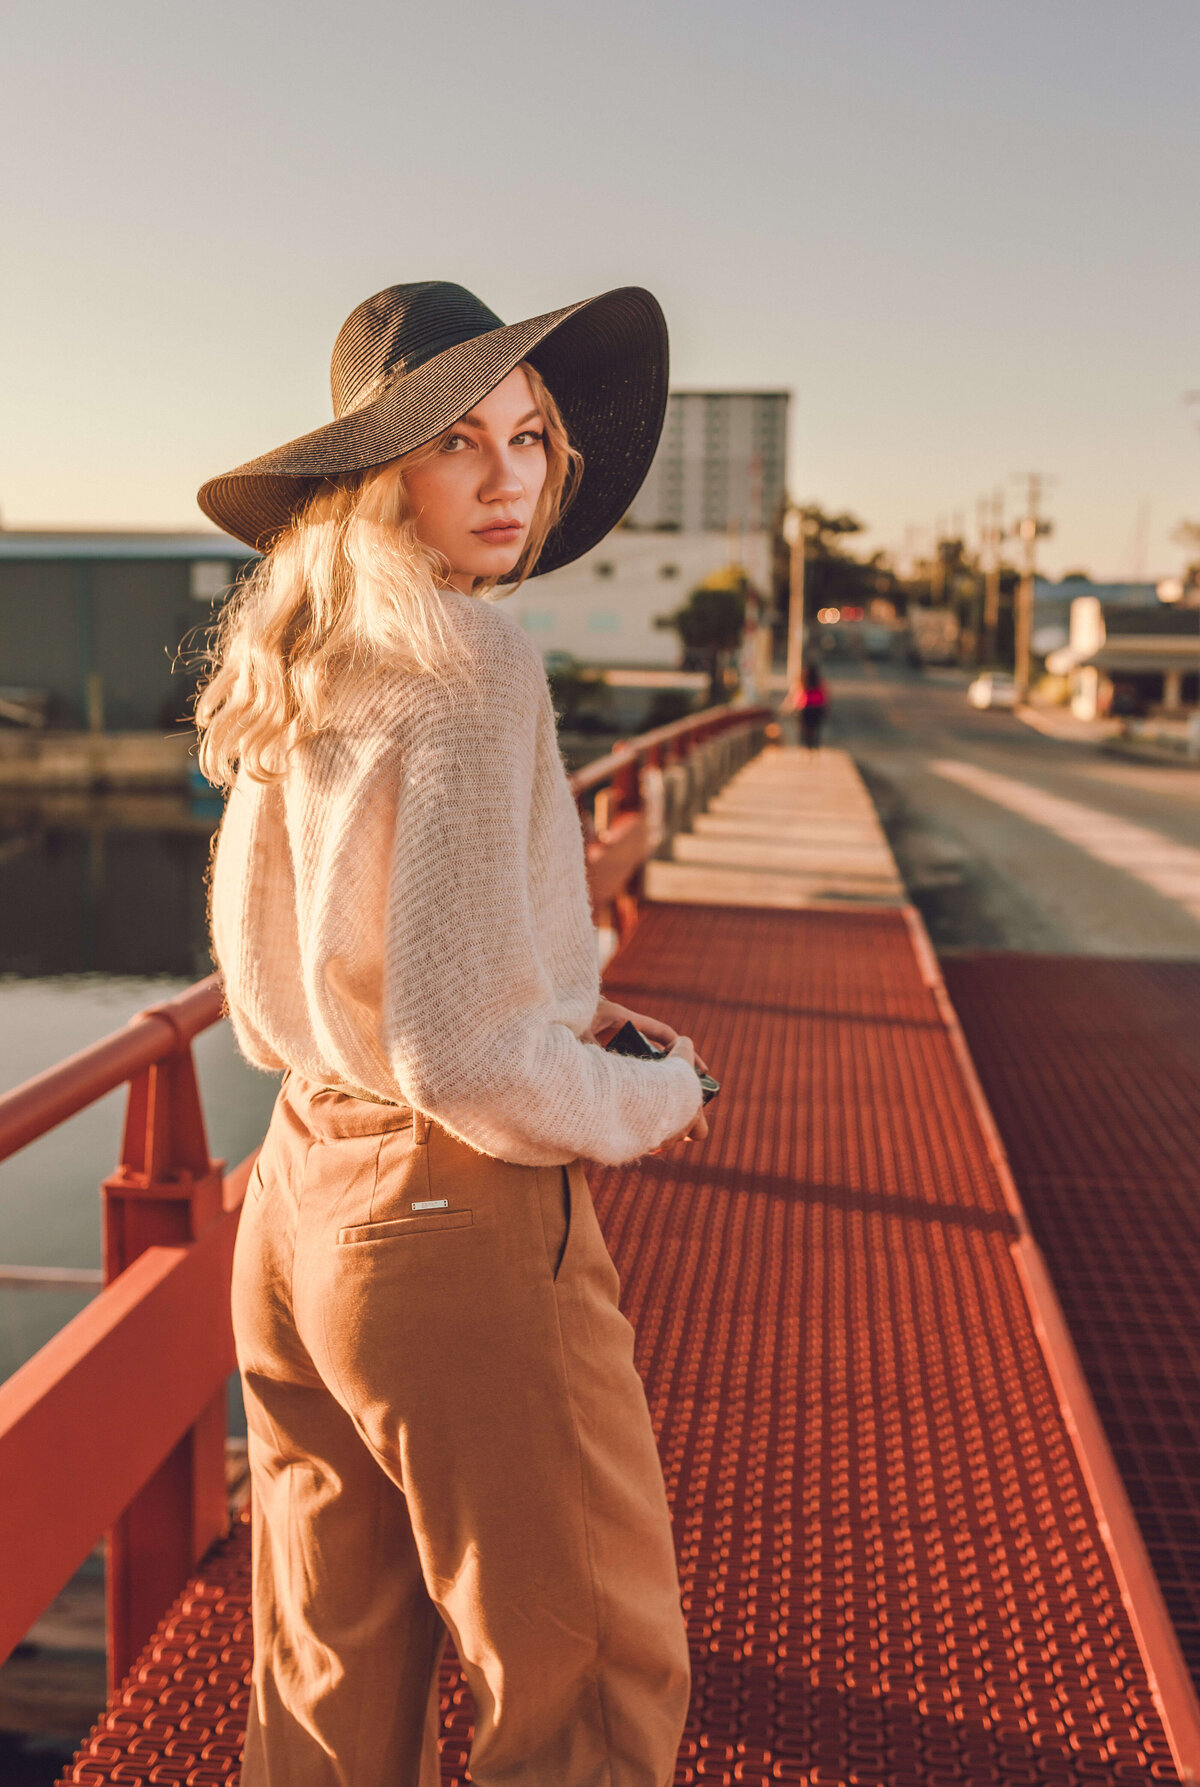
<box><xmin>474</xmin><ymin>522</ymin><xmax>523</xmax><ymax>541</ymax></box>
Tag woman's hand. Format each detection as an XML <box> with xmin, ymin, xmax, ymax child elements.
<box><xmin>585</xmin><ymin>999</ymin><xmax>711</xmax><ymax>1153</ymax></box>
<box><xmin>648</xmin><ymin>1036</ymin><xmax>709</xmax><ymax>1154</ymax></box>
<box><xmin>584</xmin><ymin>996</ymin><xmax>709</xmax><ymax>1075</ymax></box>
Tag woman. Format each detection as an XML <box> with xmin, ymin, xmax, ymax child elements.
<box><xmin>194</xmin><ymin>282</ymin><xmax>709</xmax><ymax>1787</ymax></box>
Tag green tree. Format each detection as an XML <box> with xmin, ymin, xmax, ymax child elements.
<box><xmin>657</xmin><ymin>568</ymin><xmax>747</xmax><ymax>706</ymax></box>
<box><xmin>793</xmin><ymin>505</ymin><xmax>900</xmax><ymax>618</ymax></box>
<box><xmin>546</xmin><ymin>657</ymin><xmax>610</xmax><ymax>733</ymax></box>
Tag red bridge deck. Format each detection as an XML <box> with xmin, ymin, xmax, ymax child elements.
<box><xmin>62</xmin><ymin>908</ymin><xmax>1194</xmax><ymax>1785</ymax></box>
<box><xmin>943</xmin><ymin>955</ymin><xmax>1200</xmax><ymax>1704</ymax></box>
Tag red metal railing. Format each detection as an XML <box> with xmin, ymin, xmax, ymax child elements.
<box><xmin>577</xmin><ymin>704</ymin><xmax>772</xmax><ymax>942</ymax></box>
<box><xmin>0</xmin><ymin>701</ymin><xmax>772</xmax><ymax>1698</ymax></box>
<box><xmin>0</xmin><ymin>974</ymin><xmax>244</xmax><ymax>1692</ymax></box>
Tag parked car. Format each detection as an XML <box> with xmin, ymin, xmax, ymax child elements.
<box><xmin>967</xmin><ymin>672</ymin><xmax>1018</xmax><ymax>711</ymax></box>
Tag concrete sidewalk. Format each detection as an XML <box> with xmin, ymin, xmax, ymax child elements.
<box><xmin>1016</xmin><ymin>700</ymin><xmax>1119</xmax><ymax>746</ymax></box>
<box><xmin>644</xmin><ymin>742</ymin><xmax>904</xmax><ymax>908</ymax></box>
<box><xmin>1018</xmin><ymin>699</ymin><xmax>1200</xmax><ymax>767</ymax></box>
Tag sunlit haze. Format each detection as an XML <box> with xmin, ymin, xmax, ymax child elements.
<box><xmin>3</xmin><ymin>0</ymin><xmax>1198</xmax><ymax>577</ymax></box>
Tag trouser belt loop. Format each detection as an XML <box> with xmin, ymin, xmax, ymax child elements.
<box><xmin>413</xmin><ymin>1109</ymin><xmax>430</xmax><ymax>1145</ymax></box>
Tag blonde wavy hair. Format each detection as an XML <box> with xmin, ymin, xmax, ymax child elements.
<box><xmin>194</xmin><ymin>361</ymin><xmax>581</xmax><ymax>789</ymax></box>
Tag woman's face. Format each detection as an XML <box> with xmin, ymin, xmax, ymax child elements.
<box><xmin>402</xmin><ymin>365</ymin><xmax>548</xmax><ymax>593</ymax></box>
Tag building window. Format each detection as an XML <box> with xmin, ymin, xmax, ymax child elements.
<box><xmin>594</xmin><ymin>560</ymin><xmax>615</xmax><ymax>579</ymax></box>
<box><xmin>587</xmin><ymin>611</ymin><xmax>620</xmax><ymax>632</ymax></box>
<box><xmin>659</xmin><ymin>563</ymin><xmax>680</xmax><ymax>579</ymax></box>
<box><xmin>520</xmin><ymin>611</ymin><xmax>555</xmax><ymax>633</ymax></box>
<box><xmin>189</xmin><ymin>560</ymin><xmax>233</xmax><ymax>601</ymax></box>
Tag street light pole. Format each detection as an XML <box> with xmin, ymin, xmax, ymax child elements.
<box><xmin>783</xmin><ymin>505</ymin><xmax>808</xmax><ymax>693</ymax></box>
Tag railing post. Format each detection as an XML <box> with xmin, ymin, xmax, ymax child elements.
<box><xmin>101</xmin><ymin>1022</ymin><xmax>227</xmax><ymax>1691</ymax></box>
<box><xmin>576</xmin><ymin>708</ymin><xmax>772</xmax><ymax>958</ymax></box>
<box><xmin>643</xmin><ymin>741</ymin><xmax>666</xmax><ymax>861</ymax></box>
<box><xmin>612</xmin><ymin>750</ymin><xmax>644</xmax><ymax>937</ymax></box>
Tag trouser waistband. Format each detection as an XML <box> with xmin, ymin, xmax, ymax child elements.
<box><xmin>332</xmin><ymin>1083</ymin><xmax>432</xmax><ymax>1143</ymax></box>
<box><xmin>337</xmin><ymin>1081</ymin><xmax>402</xmax><ymax>1108</ymax></box>
<box><xmin>281</xmin><ymin>1074</ymin><xmax>428</xmax><ymax>1141</ymax></box>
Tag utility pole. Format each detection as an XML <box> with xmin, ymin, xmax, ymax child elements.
<box><xmin>745</xmin><ymin>453</ymin><xmax>774</xmax><ymax>700</ymax></box>
<box><xmin>783</xmin><ymin>504</ymin><xmax>808</xmax><ymax>692</ymax></box>
<box><xmin>974</xmin><ymin>498</ymin><xmax>989</xmax><ymax>666</ymax></box>
<box><xmin>1012</xmin><ymin>473</ymin><xmax>1053</xmax><ymax>700</ymax></box>
<box><xmin>950</xmin><ymin>512</ymin><xmax>965</xmax><ymax>653</ymax></box>
<box><xmin>981</xmin><ymin>489</ymin><xmax>1003</xmax><ymax>665</ymax></box>
<box><xmin>930</xmin><ymin>517</ymin><xmax>947</xmax><ymax>606</ymax></box>
<box><xmin>727</xmin><ymin>509</ymin><xmax>757</xmax><ymax>704</ymax></box>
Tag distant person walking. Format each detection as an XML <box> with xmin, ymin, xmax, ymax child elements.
<box><xmin>788</xmin><ymin>661</ymin><xmax>828</xmax><ymax>750</ymax></box>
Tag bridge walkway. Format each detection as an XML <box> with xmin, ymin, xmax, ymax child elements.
<box><xmin>60</xmin><ymin>745</ymin><xmax>1196</xmax><ymax>1785</ymax></box>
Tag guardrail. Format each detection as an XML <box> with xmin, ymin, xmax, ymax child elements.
<box><xmin>0</xmin><ymin>701</ymin><xmax>773</xmax><ymax>1698</ymax></box>
<box><xmin>577</xmin><ymin>703</ymin><xmax>773</xmax><ymax>947</ymax></box>
<box><xmin>0</xmin><ymin>974</ymin><xmax>240</xmax><ymax>1693</ymax></box>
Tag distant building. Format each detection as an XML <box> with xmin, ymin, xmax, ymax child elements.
<box><xmin>0</xmin><ymin>409</ymin><xmax>793</xmax><ymax>723</ymax></box>
<box><xmin>1031</xmin><ymin>577</ymin><xmax>1159</xmax><ymax>659</ymax></box>
<box><xmin>1054</xmin><ymin>594</ymin><xmax>1200</xmax><ymax>719</ymax></box>
<box><xmin>626</xmin><ymin>390</ymin><xmax>789</xmax><ymax>534</ymax></box>
<box><xmin>519</xmin><ymin>389</ymin><xmax>790</xmax><ymax>668</ymax></box>
<box><xmin>0</xmin><ymin>531</ymin><xmax>256</xmax><ymax>730</ymax></box>
<box><xmin>511</xmin><ymin>528</ymin><xmax>773</xmax><ymax>669</ymax></box>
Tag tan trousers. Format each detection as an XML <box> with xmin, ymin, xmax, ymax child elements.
<box><xmin>230</xmin><ymin>1075</ymin><xmax>690</xmax><ymax>1787</ymax></box>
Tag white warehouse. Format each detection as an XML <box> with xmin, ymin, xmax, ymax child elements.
<box><xmin>509</xmin><ymin>526</ymin><xmax>774</xmax><ymax>668</ymax></box>
<box><xmin>510</xmin><ymin>389</ymin><xmax>790</xmax><ymax>668</ymax></box>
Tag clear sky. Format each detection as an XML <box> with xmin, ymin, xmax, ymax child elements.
<box><xmin>3</xmin><ymin>0</ymin><xmax>1198</xmax><ymax>577</ymax></box>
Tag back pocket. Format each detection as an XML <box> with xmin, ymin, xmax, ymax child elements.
<box><xmin>337</xmin><ymin>1209</ymin><xmax>474</xmax><ymax>1246</ymax></box>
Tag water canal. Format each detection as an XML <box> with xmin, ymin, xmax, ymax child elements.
<box><xmin>0</xmin><ymin>794</ymin><xmax>279</xmax><ymax>1435</ymax></box>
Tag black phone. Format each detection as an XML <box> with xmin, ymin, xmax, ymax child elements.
<box><xmin>604</xmin><ymin>1021</ymin><xmax>720</xmax><ymax>1104</ymax></box>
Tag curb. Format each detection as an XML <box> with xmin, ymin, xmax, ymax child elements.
<box><xmin>1013</xmin><ymin>703</ymin><xmax>1118</xmax><ymax>747</ymax></box>
<box><xmin>902</xmin><ymin>904</ymin><xmax>1200</xmax><ymax>1785</ymax></box>
<box><xmin>1101</xmin><ymin>737</ymin><xmax>1200</xmax><ymax>769</ymax></box>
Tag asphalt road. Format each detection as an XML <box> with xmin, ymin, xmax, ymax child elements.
<box><xmin>823</xmin><ymin>657</ymin><xmax>1200</xmax><ymax>956</ymax></box>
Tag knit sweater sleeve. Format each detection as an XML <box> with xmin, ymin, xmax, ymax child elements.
<box><xmin>378</xmin><ymin>622</ymin><xmax>703</xmax><ymax>1166</ymax></box>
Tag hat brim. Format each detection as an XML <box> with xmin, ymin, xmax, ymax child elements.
<box><xmin>196</xmin><ymin>286</ymin><xmax>668</xmax><ymax>578</ymax></box>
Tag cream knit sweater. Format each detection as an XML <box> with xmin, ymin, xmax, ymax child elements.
<box><xmin>210</xmin><ymin>587</ymin><xmax>703</xmax><ymax>1167</ymax></box>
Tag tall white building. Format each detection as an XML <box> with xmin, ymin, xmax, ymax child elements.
<box><xmin>626</xmin><ymin>390</ymin><xmax>789</xmax><ymax>534</ymax></box>
<box><xmin>516</xmin><ymin>389</ymin><xmax>790</xmax><ymax>668</ymax></box>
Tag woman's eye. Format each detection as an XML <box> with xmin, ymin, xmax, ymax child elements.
<box><xmin>514</xmin><ymin>430</ymin><xmax>545</xmax><ymax>447</ymax></box>
<box><xmin>441</xmin><ymin>433</ymin><xmax>470</xmax><ymax>452</ymax></box>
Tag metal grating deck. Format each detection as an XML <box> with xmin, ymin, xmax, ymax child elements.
<box><xmin>943</xmin><ymin>953</ymin><xmax>1200</xmax><ymax>1700</ymax></box>
<box><xmin>62</xmin><ymin>909</ymin><xmax>1181</xmax><ymax>1784</ymax></box>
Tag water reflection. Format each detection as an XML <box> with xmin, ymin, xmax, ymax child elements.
<box><xmin>0</xmin><ymin>794</ymin><xmax>282</xmax><ymax>1427</ymax></box>
<box><xmin>0</xmin><ymin>973</ymin><xmax>278</xmax><ymax>1413</ymax></box>
<box><xmin>0</xmin><ymin>794</ymin><xmax>217</xmax><ymax>979</ymax></box>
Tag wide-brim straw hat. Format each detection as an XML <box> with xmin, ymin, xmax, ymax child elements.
<box><xmin>197</xmin><ymin>281</ymin><xmax>668</xmax><ymax>578</ymax></box>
